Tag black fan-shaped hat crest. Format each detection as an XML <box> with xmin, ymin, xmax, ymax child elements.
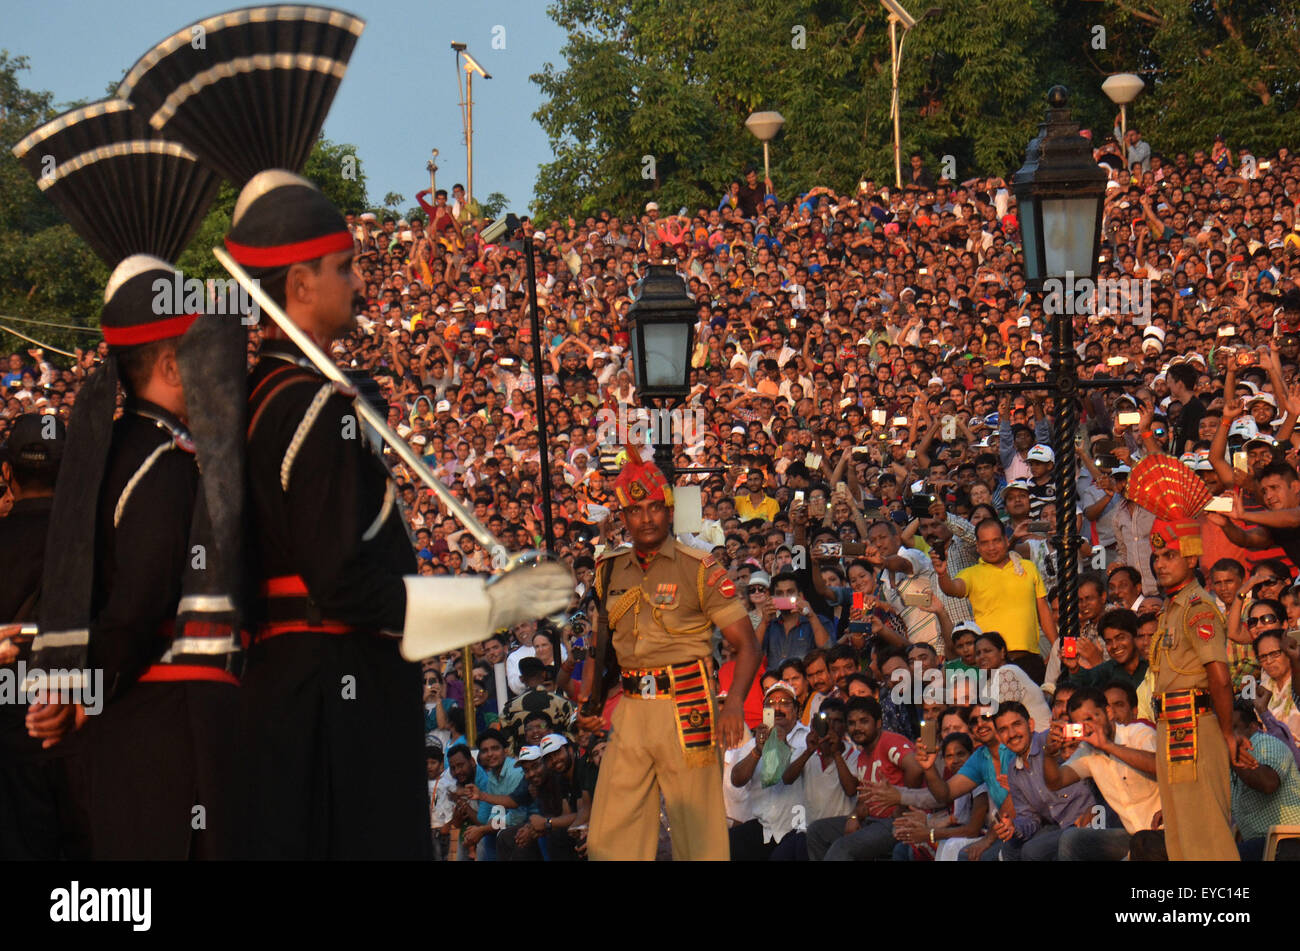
<box><xmin>11</xmin><ymin>98</ymin><xmax>220</xmax><ymax>266</ymax></box>
<box><xmin>116</xmin><ymin>5</ymin><xmax>366</xmax><ymax>185</ymax></box>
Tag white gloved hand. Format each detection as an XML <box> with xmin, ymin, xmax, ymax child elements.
<box><xmin>487</xmin><ymin>561</ymin><xmax>576</xmax><ymax>632</ymax></box>
<box><xmin>399</xmin><ymin>563</ymin><xmax>577</xmax><ymax>661</ymax></box>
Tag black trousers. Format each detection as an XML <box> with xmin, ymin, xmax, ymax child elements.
<box><xmin>86</xmin><ymin>681</ymin><xmax>239</xmax><ymax>860</ymax></box>
<box><xmin>240</xmin><ymin>632</ymin><xmax>431</xmax><ymax>860</ymax></box>
<box><xmin>728</xmin><ymin>819</ymin><xmax>807</xmax><ymax>861</ymax></box>
<box><xmin>0</xmin><ymin>748</ymin><xmax>91</xmax><ymax>860</ymax></box>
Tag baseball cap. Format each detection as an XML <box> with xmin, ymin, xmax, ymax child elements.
<box><xmin>951</xmin><ymin>620</ymin><xmax>983</xmax><ymax>639</ymax></box>
<box><xmin>1111</xmin><ymin>464</ymin><xmax>1132</xmax><ymax>477</ymax></box>
<box><xmin>1004</xmin><ymin>479</ymin><xmax>1033</xmax><ymax>495</ymax></box>
<box><xmin>6</xmin><ymin>413</ymin><xmax>66</xmax><ymax>470</ymax></box>
<box><xmin>516</xmin><ymin>745</ymin><xmax>544</xmax><ymax>763</ymax></box>
<box><xmin>764</xmin><ymin>680</ymin><xmax>797</xmax><ymax>701</ymax></box>
<box><xmin>435</xmin><ymin>399</ymin><xmax>452</xmax><ymax>413</ymax></box>
<box><xmin>1248</xmin><ymin>392</ymin><xmax>1278</xmax><ymax>409</ymax></box>
<box><xmin>1026</xmin><ymin>444</ymin><xmax>1055</xmax><ymax>464</ymax></box>
<box><xmin>1246</xmin><ymin>433</ymin><xmax>1279</xmax><ymax>450</ymax></box>
<box><xmin>748</xmin><ymin>571</ymin><xmax>771</xmax><ymax>590</ymax></box>
<box><xmin>1228</xmin><ymin>417</ymin><xmax>1258</xmax><ymax>441</ymax></box>
<box><xmin>539</xmin><ymin>733</ymin><xmax>569</xmax><ymax>756</ymax></box>
<box><xmin>646</xmin><ymin>201</ymin><xmax>660</xmax><ymax>212</ymax></box>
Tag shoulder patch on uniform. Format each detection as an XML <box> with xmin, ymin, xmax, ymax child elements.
<box><xmin>705</xmin><ymin>567</ymin><xmax>727</xmax><ymax>588</ymax></box>
<box><xmin>718</xmin><ymin>577</ymin><xmax>737</xmax><ymax>599</ymax></box>
<box><xmin>701</xmin><ymin>553</ymin><xmax>718</xmax><ymax>568</ymax></box>
<box><xmin>1187</xmin><ymin>607</ymin><xmax>1217</xmax><ymax>640</ymax></box>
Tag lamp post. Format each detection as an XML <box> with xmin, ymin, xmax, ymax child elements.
<box><xmin>523</xmin><ymin>232</ymin><xmax>556</xmax><ymax>554</ymax></box>
<box><xmin>626</xmin><ymin>263</ymin><xmax>696</xmax><ymax>482</ymax></box>
<box><xmin>1101</xmin><ymin>73</ymin><xmax>1144</xmax><ymax>156</ymax></box>
<box><xmin>452</xmin><ymin>43</ymin><xmax>491</xmax><ymax>206</ymax></box>
<box><xmin>993</xmin><ymin>86</ymin><xmax>1125</xmax><ymax>649</ymax></box>
<box><xmin>744</xmin><ymin>111</ymin><xmax>785</xmax><ymax>186</ymax></box>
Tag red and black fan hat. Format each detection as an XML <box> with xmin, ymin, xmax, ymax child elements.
<box><xmin>225</xmin><ymin>168</ymin><xmax>352</xmax><ymax>271</ymax></box>
<box><xmin>115</xmin><ymin>5</ymin><xmax>366</xmax><ymax>187</ymax></box>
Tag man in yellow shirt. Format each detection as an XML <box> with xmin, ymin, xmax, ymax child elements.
<box><xmin>734</xmin><ymin>468</ymin><xmax>779</xmax><ymax>523</ymax></box>
<box><xmin>932</xmin><ymin>518</ymin><xmax>1057</xmax><ymax>683</ymax></box>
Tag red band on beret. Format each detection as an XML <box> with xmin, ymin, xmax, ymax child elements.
<box><xmin>102</xmin><ymin>313</ymin><xmax>198</xmax><ymax>347</ymax></box>
<box><xmin>224</xmin><ymin>230</ymin><xmax>354</xmax><ymax>268</ymax></box>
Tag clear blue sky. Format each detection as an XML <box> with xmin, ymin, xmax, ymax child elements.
<box><xmin>5</xmin><ymin>0</ymin><xmax>567</xmax><ymax>215</ymax></box>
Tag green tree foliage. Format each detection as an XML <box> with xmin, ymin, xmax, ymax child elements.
<box><xmin>0</xmin><ymin>51</ymin><xmax>372</xmax><ymax>362</ymax></box>
<box><xmin>480</xmin><ymin>191</ymin><xmax>510</xmax><ymax>218</ymax></box>
<box><xmin>530</xmin><ymin>0</ymin><xmax>1300</xmax><ymax>220</ymax></box>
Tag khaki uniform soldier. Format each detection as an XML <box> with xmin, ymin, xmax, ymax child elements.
<box><xmin>582</xmin><ymin>458</ymin><xmax>760</xmax><ymax>860</ymax></box>
<box><xmin>1148</xmin><ymin>519</ymin><xmax>1243</xmax><ymax>861</ymax></box>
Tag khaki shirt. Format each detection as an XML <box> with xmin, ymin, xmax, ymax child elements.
<box><xmin>597</xmin><ymin>538</ymin><xmax>749</xmax><ymax>669</ymax></box>
<box><xmin>1150</xmin><ymin>580</ymin><xmax>1228</xmax><ymax>694</ymax></box>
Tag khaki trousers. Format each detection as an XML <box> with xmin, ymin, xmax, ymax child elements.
<box><xmin>1155</xmin><ymin>713</ymin><xmax>1238</xmax><ymax>861</ymax></box>
<box><xmin>588</xmin><ymin>695</ymin><xmax>728</xmax><ymax>861</ymax></box>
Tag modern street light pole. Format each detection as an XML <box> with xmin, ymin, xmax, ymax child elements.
<box><xmin>744</xmin><ymin>111</ymin><xmax>785</xmax><ymax>189</ymax></box>
<box><xmin>1102</xmin><ymin>73</ymin><xmax>1144</xmax><ymax>156</ymax></box>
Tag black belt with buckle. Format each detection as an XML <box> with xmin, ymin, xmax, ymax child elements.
<box><xmin>1153</xmin><ymin>692</ymin><xmax>1213</xmax><ymax>716</ymax></box>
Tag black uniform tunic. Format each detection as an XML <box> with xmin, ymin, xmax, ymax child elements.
<box><xmin>82</xmin><ymin>400</ymin><xmax>239</xmax><ymax>860</ymax></box>
<box><xmin>0</xmin><ymin>495</ymin><xmax>90</xmax><ymax>860</ymax></box>
<box><xmin>241</xmin><ymin>341</ymin><xmax>429</xmax><ymax>859</ymax></box>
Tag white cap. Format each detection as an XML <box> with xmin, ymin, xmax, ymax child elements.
<box><xmin>764</xmin><ymin>680</ymin><xmax>797</xmax><ymax>700</ymax></box>
<box><xmin>435</xmin><ymin>399</ymin><xmax>452</xmax><ymax>413</ymax></box>
<box><xmin>646</xmin><ymin>201</ymin><xmax>660</xmax><ymax>212</ymax></box>
<box><xmin>539</xmin><ymin>733</ymin><xmax>569</xmax><ymax>756</ymax></box>
<box><xmin>1228</xmin><ymin>417</ymin><xmax>1259</xmax><ymax>441</ymax></box>
<box><xmin>1026</xmin><ymin>444</ymin><xmax>1055</xmax><ymax>464</ymax></box>
<box><xmin>516</xmin><ymin>745</ymin><xmax>544</xmax><ymax>763</ymax></box>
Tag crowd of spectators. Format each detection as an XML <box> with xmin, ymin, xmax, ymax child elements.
<box><xmin>8</xmin><ymin>121</ymin><xmax>1300</xmax><ymax>861</ymax></box>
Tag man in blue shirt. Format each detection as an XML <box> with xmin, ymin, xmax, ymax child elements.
<box><xmin>989</xmin><ymin>702</ymin><xmax>1096</xmax><ymax>860</ymax></box>
<box><xmin>760</xmin><ymin>573</ymin><xmax>831</xmax><ymax>668</ymax></box>
<box><xmin>461</xmin><ymin>729</ymin><xmax>527</xmax><ymax>861</ymax></box>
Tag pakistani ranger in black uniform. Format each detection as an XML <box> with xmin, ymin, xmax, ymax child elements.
<box><xmin>226</xmin><ymin>170</ymin><xmax>573</xmax><ymax>859</ymax></box>
<box><xmin>29</xmin><ymin>256</ymin><xmax>241</xmax><ymax>859</ymax></box>
<box><xmin>0</xmin><ymin>414</ymin><xmax>90</xmax><ymax>859</ymax></box>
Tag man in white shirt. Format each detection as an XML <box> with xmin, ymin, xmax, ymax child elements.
<box><xmin>1042</xmin><ymin>686</ymin><xmax>1160</xmax><ymax>860</ymax></box>
<box><xmin>783</xmin><ymin>697</ymin><xmax>857</xmax><ymax>822</ymax></box>
<box><xmin>726</xmin><ymin>681</ymin><xmax>810</xmax><ymax>860</ymax></box>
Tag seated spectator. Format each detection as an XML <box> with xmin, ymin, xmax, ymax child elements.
<box><xmin>783</xmin><ymin>697</ymin><xmax>857</xmax><ymax>829</ymax></box>
<box><xmin>805</xmin><ymin>696</ymin><xmax>924</xmax><ymax>860</ymax></box>
<box><xmin>891</xmin><ymin>732</ymin><xmax>990</xmax><ymax>861</ymax></box>
<box><xmin>1230</xmin><ymin>700</ymin><xmax>1300</xmax><ymax>860</ymax></box>
<box><xmin>979</xmin><ymin>702</ymin><xmax>1096</xmax><ymax>861</ymax></box>
<box><xmin>726</xmin><ymin>681</ymin><xmax>810</xmax><ymax>860</ymax></box>
<box><xmin>1042</xmin><ymin>686</ymin><xmax>1160</xmax><ymax>860</ymax></box>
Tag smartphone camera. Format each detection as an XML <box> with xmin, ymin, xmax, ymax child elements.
<box><xmin>1064</xmin><ymin>723</ymin><xmax>1085</xmax><ymax>740</ymax></box>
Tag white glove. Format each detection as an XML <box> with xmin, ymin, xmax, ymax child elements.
<box><xmin>399</xmin><ymin>562</ymin><xmax>576</xmax><ymax>661</ymax></box>
<box><xmin>487</xmin><ymin>561</ymin><xmax>576</xmax><ymax>632</ymax></box>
